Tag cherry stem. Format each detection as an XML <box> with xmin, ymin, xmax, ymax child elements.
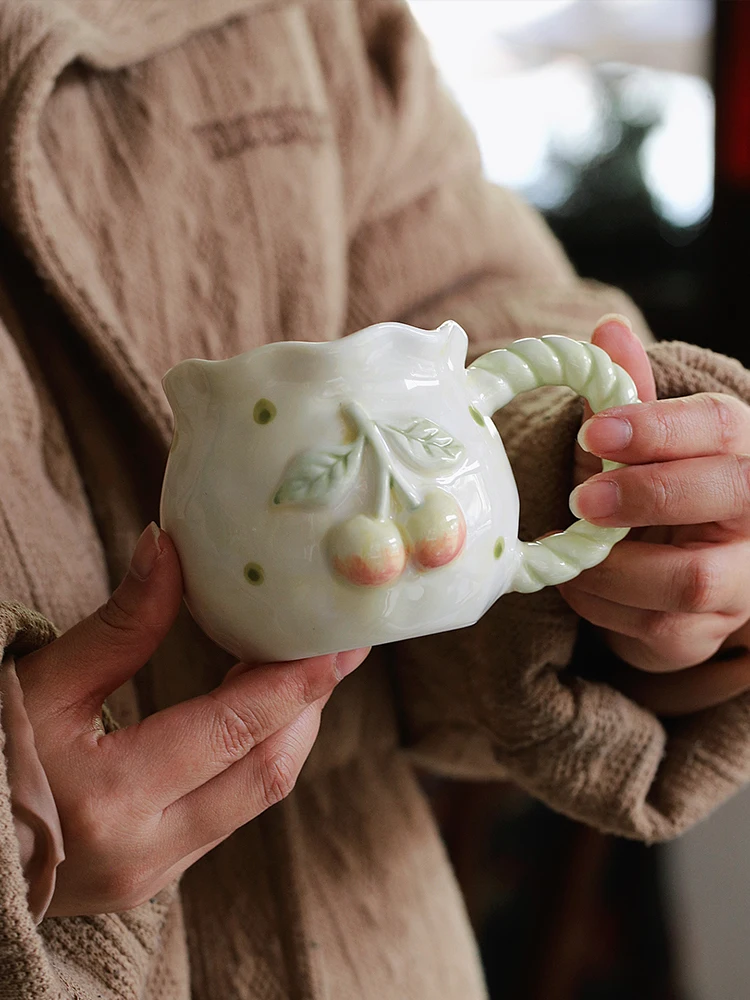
<box><xmin>343</xmin><ymin>401</ymin><xmax>421</xmax><ymax>517</ymax></box>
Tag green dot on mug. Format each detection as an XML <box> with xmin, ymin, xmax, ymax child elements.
<box><xmin>244</xmin><ymin>562</ymin><xmax>265</xmax><ymax>585</ymax></box>
<box><xmin>469</xmin><ymin>405</ymin><xmax>485</xmax><ymax>427</ymax></box>
<box><xmin>493</xmin><ymin>537</ymin><xmax>505</xmax><ymax>560</ymax></box>
<box><xmin>253</xmin><ymin>399</ymin><xmax>277</xmax><ymax>425</ymax></box>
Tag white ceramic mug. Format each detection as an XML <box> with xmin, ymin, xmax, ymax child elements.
<box><xmin>160</xmin><ymin>321</ymin><xmax>637</xmax><ymax>661</ymax></box>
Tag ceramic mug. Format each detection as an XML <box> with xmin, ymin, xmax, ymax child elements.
<box><xmin>160</xmin><ymin>321</ymin><xmax>637</xmax><ymax>662</ymax></box>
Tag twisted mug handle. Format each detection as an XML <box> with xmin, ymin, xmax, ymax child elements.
<box><xmin>467</xmin><ymin>335</ymin><xmax>639</xmax><ymax>594</ymax></box>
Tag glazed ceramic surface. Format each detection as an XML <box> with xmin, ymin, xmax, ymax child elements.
<box><xmin>160</xmin><ymin>321</ymin><xmax>637</xmax><ymax>662</ymax></box>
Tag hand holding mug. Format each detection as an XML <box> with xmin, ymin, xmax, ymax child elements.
<box><xmin>17</xmin><ymin>525</ymin><xmax>368</xmax><ymax>915</ymax></box>
<box><xmin>562</xmin><ymin>316</ymin><xmax>750</xmax><ymax>715</ymax></box>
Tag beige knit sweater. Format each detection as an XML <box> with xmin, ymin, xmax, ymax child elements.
<box><xmin>1</xmin><ymin>1</ymin><xmax>750</xmax><ymax>997</ymax></box>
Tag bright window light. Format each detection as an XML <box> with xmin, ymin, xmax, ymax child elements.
<box><xmin>408</xmin><ymin>0</ymin><xmax>713</xmax><ymax>228</ymax></box>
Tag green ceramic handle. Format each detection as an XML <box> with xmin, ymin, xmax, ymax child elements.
<box><xmin>468</xmin><ymin>335</ymin><xmax>639</xmax><ymax>594</ymax></box>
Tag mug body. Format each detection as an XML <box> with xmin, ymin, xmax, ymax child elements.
<box><xmin>161</xmin><ymin>323</ymin><xmax>520</xmax><ymax>661</ymax></box>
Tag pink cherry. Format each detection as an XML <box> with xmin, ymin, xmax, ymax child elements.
<box><xmin>406</xmin><ymin>490</ymin><xmax>466</xmax><ymax>570</ymax></box>
<box><xmin>328</xmin><ymin>515</ymin><xmax>406</xmax><ymax>587</ymax></box>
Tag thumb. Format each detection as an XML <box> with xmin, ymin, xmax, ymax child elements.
<box><xmin>581</xmin><ymin>314</ymin><xmax>656</xmax><ymax>428</ymax></box>
<box><xmin>591</xmin><ymin>313</ymin><xmax>657</xmax><ymax>405</ymax></box>
<box><xmin>19</xmin><ymin>524</ymin><xmax>183</xmax><ymax>715</ymax></box>
<box><xmin>575</xmin><ymin>314</ymin><xmax>656</xmax><ymax>486</ymax></box>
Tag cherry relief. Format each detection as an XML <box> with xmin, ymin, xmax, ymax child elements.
<box><xmin>272</xmin><ymin>400</ymin><xmax>467</xmax><ymax>587</ymax></box>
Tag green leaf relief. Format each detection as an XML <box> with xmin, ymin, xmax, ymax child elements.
<box><xmin>381</xmin><ymin>417</ymin><xmax>464</xmax><ymax>471</ymax></box>
<box><xmin>272</xmin><ymin>435</ymin><xmax>365</xmax><ymax>507</ymax></box>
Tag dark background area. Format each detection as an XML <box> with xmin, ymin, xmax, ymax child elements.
<box><xmin>544</xmin><ymin>0</ymin><xmax>747</xmax><ymax>364</ymax></box>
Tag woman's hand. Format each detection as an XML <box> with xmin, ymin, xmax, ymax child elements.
<box><xmin>558</xmin><ymin>316</ymin><xmax>750</xmax><ymax>716</ymax></box>
<box><xmin>16</xmin><ymin>524</ymin><xmax>369</xmax><ymax>916</ymax></box>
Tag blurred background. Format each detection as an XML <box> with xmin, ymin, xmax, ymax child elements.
<box><xmin>406</xmin><ymin>2</ymin><xmax>750</xmax><ymax>998</ymax></box>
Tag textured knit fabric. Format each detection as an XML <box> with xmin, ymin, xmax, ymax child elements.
<box><xmin>0</xmin><ymin>1</ymin><xmax>749</xmax><ymax>998</ymax></box>
<box><xmin>0</xmin><ymin>659</ymin><xmax>63</xmax><ymax>924</ymax></box>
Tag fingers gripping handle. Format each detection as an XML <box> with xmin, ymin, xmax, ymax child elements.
<box><xmin>468</xmin><ymin>336</ymin><xmax>639</xmax><ymax>594</ymax></box>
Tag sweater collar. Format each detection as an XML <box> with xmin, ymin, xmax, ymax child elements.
<box><xmin>0</xmin><ymin>0</ymin><xmax>298</xmax><ymax>443</ymax></box>
<box><xmin>1</xmin><ymin>0</ymin><xmax>297</xmax><ymax>76</ymax></box>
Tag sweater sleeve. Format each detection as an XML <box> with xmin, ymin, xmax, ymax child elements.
<box><xmin>0</xmin><ymin>292</ymin><xmax>189</xmax><ymax>993</ymax></box>
<box><xmin>395</xmin><ymin>344</ymin><xmax>750</xmax><ymax>843</ymax></box>
<box><xmin>347</xmin><ymin>0</ymin><xmax>750</xmax><ymax>841</ymax></box>
<box><xmin>0</xmin><ymin>648</ymin><xmax>65</xmax><ymax>924</ymax></box>
<box><xmin>0</xmin><ymin>617</ymin><xmax>187</xmax><ymax>997</ymax></box>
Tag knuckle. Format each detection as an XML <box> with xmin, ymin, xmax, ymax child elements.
<box><xmin>677</xmin><ymin>554</ymin><xmax>721</xmax><ymax>614</ymax></box>
<box><xmin>260</xmin><ymin>749</ymin><xmax>298</xmax><ymax>809</ymax></box>
<box><xmin>96</xmin><ymin>592</ymin><xmax>143</xmax><ymax>641</ymax></box>
<box><xmin>209</xmin><ymin>696</ymin><xmax>262</xmax><ymax>760</ymax></box>
<box><xmin>63</xmin><ymin>793</ymin><xmax>127</xmax><ymax>860</ymax></box>
<box><xmin>316</xmin><ymin>655</ymin><xmax>341</xmax><ymax>693</ymax></box>
<box><xmin>650</xmin><ymin>404</ymin><xmax>680</xmax><ymax>453</ymax></box>
<box><xmin>730</xmin><ymin>454</ymin><xmax>750</xmax><ymax>509</ymax></box>
<box><xmin>284</xmin><ymin>666</ymin><xmax>316</xmax><ymax>709</ymax></box>
<box><xmin>646</xmin><ymin>467</ymin><xmax>678</xmax><ymax>519</ymax></box>
<box><xmin>60</xmin><ymin>744</ymin><xmax>145</xmax><ymax>849</ymax></box>
<box><xmin>705</xmin><ymin>393</ymin><xmax>743</xmax><ymax>452</ymax></box>
<box><xmin>646</xmin><ymin>611</ymin><xmax>683</xmax><ymax>647</ymax></box>
<box><xmin>645</xmin><ymin>613</ymin><xmax>705</xmax><ymax>668</ymax></box>
<box><xmin>65</xmin><ymin>801</ymin><xmax>110</xmax><ymax>849</ymax></box>
<box><xmin>286</xmin><ymin>657</ymin><xmax>338</xmax><ymax>705</ymax></box>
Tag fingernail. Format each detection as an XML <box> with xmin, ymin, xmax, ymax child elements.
<box><xmin>334</xmin><ymin>647</ymin><xmax>369</xmax><ymax>680</ymax></box>
<box><xmin>130</xmin><ymin>523</ymin><xmax>163</xmax><ymax>581</ymax></box>
<box><xmin>596</xmin><ymin>312</ymin><xmax>633</xmax><ymax>332</ymax></box>
<box><xmin>578</xmin><ymin>416</ymin><xmax>632</xmax><ymax>454</ymax></box>
<box><xmin>569</xmin><ymin>480</ymin><xmax>619</xmax><ymax>520</ymax></box>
